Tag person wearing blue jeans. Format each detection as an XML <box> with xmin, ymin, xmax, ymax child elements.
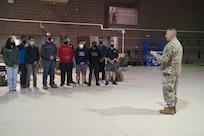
<box><xmin>40</xmin><ymin>32</ymin><xmax>58</xmax><ymax>90</ymax></box>
<box><xmin>3</xmin><ymin>37</ymin><xmax>19</xmax><ymax>92</ymax></box>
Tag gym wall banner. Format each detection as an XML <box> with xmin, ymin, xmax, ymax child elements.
<box><xmin>109</xmin><ymin>6</ymin><xmax>138</xmax><ymax>25</ymax></box>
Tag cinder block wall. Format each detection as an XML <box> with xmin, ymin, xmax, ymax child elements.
<box><xmin>0</xmin><ymin>0</ymin><xmax>203</xmax><ymax>63</ymax></box>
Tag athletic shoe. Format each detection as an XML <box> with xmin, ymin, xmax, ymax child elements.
<box><xmin>112</xmin><ymin>81</ymin><xmax>118</xmax><ymax>85</ymax></box>
<box><xmin>96</xmin><ymin>82</ymin><xmax>100</xmax><ymax>86</ymax></box>
<box><xmin>33</xmin><ymin>86</ymin><xmax>39</xmax><ymax>91</ymax></box>
<box><xmin>21</xmin><ymin>85</ymin><xmax>26</xmax><ymax>89</ymax></box>
<box><xmin>43</xmin><ymin>86</ymin><xmax>48</xmax><ymax>90</ymax></box>
<box><xmin>102</xmin><ymin>80</ymin><xmax>106</xmax><ymax>84</ymax></box>
<box><xmin>51</xmin><ymin>84</ymin><xmax>58</xmax><ymax>88</ymax></box>
<box><xmin>70</xmin><ymin>81</ymin><xmax>76</xmax><ymax>84</ymax></box>
<box><xmin>26</xmin><ymin>87</ymin><xmax>32</xmax><ymax>91</ymax></box>
<box><xmin>105</xmin><ymin>81</ymin><xmax>109</xmax><ymax>86</ymax></box>
<box><xmin>88</xmin><ymin>82</ymin><xmax>91</xmax><ymax>86</ymax></box>
<box><xmin>76</xmin><ymin>83</ymin><xmax>80</xmax><ymax>87</ymax></box>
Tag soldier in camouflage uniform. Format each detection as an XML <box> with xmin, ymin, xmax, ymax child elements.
<box><xmin>150</xmin><ymin>28</ymin><xmax>183</xmax><ymax>115</ymax></box>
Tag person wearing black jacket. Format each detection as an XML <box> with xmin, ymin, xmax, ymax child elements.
<box><xmin>88</xmin><ymin>41</ymin><xmax>101</xmax><ymax>86</ymax></box>
<box><xmin>25</xmin><ymin>37</ymin><xmax>40</xmax><ymax>91</ymax></box>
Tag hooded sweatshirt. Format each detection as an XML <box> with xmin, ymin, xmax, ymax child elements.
<box><xmin>58</xmin><ymin>44</ymin><xmax>74</xmax><ymax>63</ymax></box>
<box><xmin>74</xmin><ymin>47</ymin><xmax>88</xmax><ymax>65</ymax></box>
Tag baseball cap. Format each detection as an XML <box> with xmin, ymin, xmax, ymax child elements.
<box><xmin>45</xmin><ymin>32</ymin><xmax>52</xmax><ymax>37</ymax></box>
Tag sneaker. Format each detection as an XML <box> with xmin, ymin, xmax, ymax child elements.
<box><xmin>112</xmin><ymin>81</ymin><xmax>118</xmax><ymax>85</ymax></box>
<box><xmin>76</xmin><ymin>83</ymin><xmax>80</xmax><ymax>87</ymax></box>
<box><xmin>105</xmin><ymin>81</ymin><xmax>109</xmax><ymax>86</ymax></box>
<box><xmin>102</xmin><ymin>80</ymin><xmax>106</xmax><ymax>84</ymax></box>
<box><xmin>82</xmin><ymin>83</ymin><xmax>86</xmax><ymax>86</ymax></box>
<box><xmin>60</xmin><ymin>83</ymin><xmax>64</xmax><ymax>87</ymax></box>
<box><xmin>70</xmin><ymin>81</ymin><xmax>76</xmax><ymax>84</ymax></box>
<box><xmin>96</xmin><ymin>82</ymin><xmax>100</xmax><ymax>86</ymax></box>
<box><xmin>26</xmin><ymin>87</ymin><xmax>32</xmax><ymax>91</ymax></box>
<box><xmin>33</xmin><ymin>86</ymin><xmax>39</xmax><ymax>91</ymax></box>
<box><xmin>43</xmin><ymin>85</ymin><xmax>48</xmax><ymax>90</ymax></box>
<box><xmin>84</xmin><ymin>81</ymin><xmax>88</xmax><ymax>84</ymax></box>
<box><xmin>21</xmin><ymin>85</ymin><xmax>26</xmax><ymax>89</ymax></box>
<box><xmin>88</xmin><ymin>82</ymin><xmax>91</xmax><ymax>86</ymax></box>
<box><xmin>51</xmin><ymin>84</ymin><xmax>58</xmax><ymax>88</ymax></box>
<box><xmin>66</xmin><ymin>84</ymin><xmax>72</xmax><ymax>88</ymax></box>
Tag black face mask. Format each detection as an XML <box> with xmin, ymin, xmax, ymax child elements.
<box><xmin>64</xmin><ymin>41</ymin><xmax>68</xmax><ymax>45</ymax></box>
<box><xmin>110</xmin><ymin>44</ymin><xmax>114</xmax><ymax>48</ymax></box>
<box><xmin>93</xmin><ymin>45</ymin><xmax>96</xmax><ymax>48</ymax></box>
<box><xmin>22</xmin><ymin>41</ymin><xmax>26</xmax><ymax>44</ymax></box>
<box><xmin>11</xmin><ymin>42</ymin><xmax>15</xmax><ymax>45</ymax></box>
<box><xmin>48</xmin><ymin>38</ymin><xmax>52</xmax><ymax>41</ymax></box>
<box><xmin>99</xmin><ymin>41</ymin><xmax>103</xmax><ymax>44</ymax></box>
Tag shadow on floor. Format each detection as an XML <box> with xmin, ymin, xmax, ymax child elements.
<box><xmin>0</xmin><ymin>91</ymin><xmax>19</xmax><ymax>104</ymax></box>
<box><xmin>92</xmin><ymin>106</ymin><xmax>160</xmax><ymax>116</ymax></box>
<box><xmin>91</xmin><ymin>99</ymin><xmax>189</xmax><ymax>116</ymax></box>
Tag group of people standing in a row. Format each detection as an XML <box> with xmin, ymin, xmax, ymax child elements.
<box><xmin>2</xmin><ymin>32</ymin><xmax>119</xmax><ymax>92</ymax></box>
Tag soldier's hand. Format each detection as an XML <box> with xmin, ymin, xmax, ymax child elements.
<box><xmin>150</xmin><ymin>51</ymin><xmax>157</xmax><ymax>56</ymax></box>
<box><xmin>33</xmin><ymin>61</ymin><xmax>38</xmax><ymax>65</ymax></box>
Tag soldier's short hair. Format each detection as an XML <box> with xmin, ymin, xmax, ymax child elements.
<box><xmin>167</xmin><ymin>28</ymin><xmax>177</xmax><ymax>36</ymax></box>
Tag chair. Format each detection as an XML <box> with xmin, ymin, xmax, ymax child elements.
<box><xmin>130</xmin><ymin>50</ymin><xmax>138</xmax><ymax>66</ymax></box>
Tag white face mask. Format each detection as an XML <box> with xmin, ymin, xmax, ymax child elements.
<box><xmin>79</xmin><ymin>44</ymin><xmax>84</xmax><ymax>49</ymax></box>
<box><xmin>30</xmin><ymin>41</ymin><xmax>35</xmax><ymax>46</ymax></box>
<box><xmin>67</xmin><ymin>38</ymin><xmax>71</xmax><ymax>43</ymax></box>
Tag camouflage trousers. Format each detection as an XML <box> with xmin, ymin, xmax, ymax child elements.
<box><xmin>162</xmin><ymin>73</ymin><xmax>178</xmax><ymax>107</ymax></box>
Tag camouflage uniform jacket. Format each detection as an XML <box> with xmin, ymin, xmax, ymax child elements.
<box><xmin>155</xmin><ymin>38</ymin><xmax>183</xmax><ymax>75</ymax></box>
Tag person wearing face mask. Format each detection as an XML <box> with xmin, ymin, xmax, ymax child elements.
<box><xmin>25</xmin><ymin>37</ymin><xmax>40</xmax><ymax>91</ymax></box>
<box><xmin>97</xmin><ymin>38</ymin><xmax>107</xmax><ymax>85</ymax></box>
<box><xmin>40</xmin><ymin>32</ymin><xmax>58</xmax><ymax>90</ymax></box>
<box><xmin>64</xmin><ymin>36</ymin><xmax>75</xmax><ymax>85</ymax></box>
<box><xmin>74</xmin><ymin>41</ymin><xmax>88</xmax><ymax>87</ymax></box>
<box><xmin>17</xmin><ymin>36</ymin><xmax>27</xmax><ymax>88</ymax></box>
<box><xmin>105</xmin><ymin>41</ymin><xmax>118</xmax><ymax>85</ymax></box>
<box><xmin>3</xmin><ymin>38</ymin><xmax>19</xmax><ymax>92</ymax></box>
<box><xmin>58</xmin><ymin>36</ymin><xmax>74</xmax><ymax>87</ymax></box>
<box><xmin>87</xmin><ymin>41</ymin><xmax>101</xmax><ymax>86</ymax></box>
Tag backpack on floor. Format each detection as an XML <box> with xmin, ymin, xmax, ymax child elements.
<box><xmin>0</xmin><ymin>72</ymin><xmax>7</xmax><ymax>86</ymax></box>
<box><xmin>116</xmin><ymin>70</ymin><xmax>123</xmax><ymax>82</ymax></box>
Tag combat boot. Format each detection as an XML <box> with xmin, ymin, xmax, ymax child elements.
<box><xmin>160</xmin><ymin>106</ymin><xmax>176</xmax><ymax>115</ymax></box>
<box><xmin>164</xmin><ymin>106</ymin><xmax>176</xmax><ymax>113</ymax></box>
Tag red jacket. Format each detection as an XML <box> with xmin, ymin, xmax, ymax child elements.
<box><xmin>58</xmin><ymin>44</ymin><xmax>74</xmax><ymax>63</ymax></box>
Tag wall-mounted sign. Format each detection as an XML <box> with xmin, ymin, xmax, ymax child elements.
<box><xmin>109</xmin><ymin>7</ymin><xmax>138</xmax><ymax>25</ymax></box>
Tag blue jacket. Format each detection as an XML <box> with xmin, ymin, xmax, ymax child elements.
<box><xmin>17</xmin><ymin>43</ymin><xmax>26</xmax><ymax>64</ymax></box>
<box><xmin>74</xmin><ymin>48</ymin><xmax>88</xmax><ymax>65</ymax></box>
<box><xmin>97</xmin><ymin>44</ymin><xmax>107</xmax><ymax>58</ymax></box>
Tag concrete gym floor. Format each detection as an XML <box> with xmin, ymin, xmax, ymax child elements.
<box><xmin>0</xmin><ymin>65</ymin><xmax>204</xmax><ymax>136</ymax></box>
